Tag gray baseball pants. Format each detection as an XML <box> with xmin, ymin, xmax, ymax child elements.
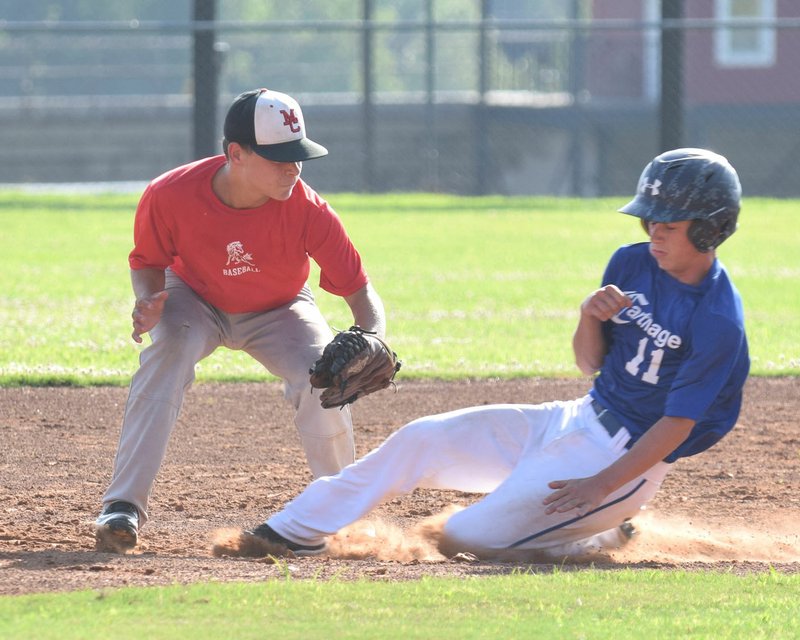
<box><xmin>101</xmin><ymin>271</ymin><xmax>354</xmax><ymax>526</ymax></box>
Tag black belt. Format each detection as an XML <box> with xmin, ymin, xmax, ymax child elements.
<box><xmin>591</xmin><ymin>399</ymin><xmax>627</xmax><ymax>438</ymax></box>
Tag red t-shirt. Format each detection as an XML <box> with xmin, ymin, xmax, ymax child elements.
<box><xmin>129</xmin><ymin>156</ymin><xmax>368</xmax><ymax>313</ymax></box>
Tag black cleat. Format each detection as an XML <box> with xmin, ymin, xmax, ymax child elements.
<box><xmin>95</xmin><ymin>501</ymin><xmax>139</xmax><ymax>552</ymax></box>
<box><xmin>619</xmin><ymin>520</ymin><xmax>637</xmax><ymax>541</ymax></box>
<box><xmin>244</xmin><ymin>523</ymin><xmax>327</xmax><ymax>556</ymax></box>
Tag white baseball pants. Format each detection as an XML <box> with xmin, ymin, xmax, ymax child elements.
<box><xmin>102</xmin><ymin>271</ymin><xmax>354</xmax><ymax>525</ymax></box>
<box><xmin>268</xmin><ymin>395</ymin><xmax>671</xmax><ymax>556</ymax></box>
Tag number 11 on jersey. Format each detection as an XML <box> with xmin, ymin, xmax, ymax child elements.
<box><xmin>625</xmin><ymin>337</ymin><xmax>663</xmax><ymax>384</ymax></box>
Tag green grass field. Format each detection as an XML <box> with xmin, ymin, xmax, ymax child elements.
<box><xmin>1</xmin><ymin>191</ymin><xmax>797</xmax><ymax>384</ymax></box>
<box><xmin>2</xmin><ymin>571</ymin><xmax>799</xmax><ymax>640</ymax></box>
<box><xmin>1</xmin><ymin>189</ymin><xmax>798</xmax><ymax>637</ymax></box>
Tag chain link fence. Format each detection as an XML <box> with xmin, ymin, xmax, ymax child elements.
<box><xmin>2</xmin><ymin>1</ymin><xmax>799</xmax><ymax>196</ymax></box>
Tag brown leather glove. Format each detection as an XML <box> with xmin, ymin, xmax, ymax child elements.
<box><xmin>309</xmin><ymin>326</ymin><xmax>401</xmax><ymax>408</ymax></box>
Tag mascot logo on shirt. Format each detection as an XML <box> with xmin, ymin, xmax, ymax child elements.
<box><xmin>223</xmin><ymin>241</ymin><xmax>261</xmax><ymax>276</ymax></box>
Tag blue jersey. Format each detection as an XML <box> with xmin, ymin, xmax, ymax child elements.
<box><xmin>590</xmin><ymin>242</ymin><xmax>749</xmax><ymax>462</ymax></box>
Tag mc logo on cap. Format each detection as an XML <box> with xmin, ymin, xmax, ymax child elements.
<box><xmin>224</xmin><ymin>88</ymin><xmax>328</xmax><ymax>163</ymax></box>
<box><xmin>280</xmin><ymin>108</ymin><xmax>302</xmax><ymax>134</ymax></box>
<box><xmin>254</xmin><ymin>90</ymin><xmax>307</xmax><ymax>145</ymax></box>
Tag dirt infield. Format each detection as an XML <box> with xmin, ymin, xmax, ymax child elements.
<box><xmin>1</xmin><ymin>377</ymin><xmax>798</xmax><ymax>595</ymax></box>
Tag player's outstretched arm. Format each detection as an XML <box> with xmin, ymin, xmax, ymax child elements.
<box><xmin>543</xmin><ymin>416</ymin><xmax>695</xmax><ymax>516</ymax></box>
<box><xmin>343</xmin><ymin>282</ymin><xmax>386</xmax><ymax>339</ymax></box>
<box><xmin>572</xmin><ymin>285</ymin><xmax>632</xmax><ymax>374</ymax></box>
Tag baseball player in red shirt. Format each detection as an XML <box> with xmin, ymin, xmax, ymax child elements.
<box><xmin>95</xmin><ymin>89</ymin><xmax>387</xmax><ymax>552</ymax></box>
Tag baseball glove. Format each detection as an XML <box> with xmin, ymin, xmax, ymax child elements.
<box><xmin>309</xmin><ymin>326</ymin><xmax>401</xmax><ymax>408</ymax></box>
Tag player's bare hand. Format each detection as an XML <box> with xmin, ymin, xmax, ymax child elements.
<box><xmin>542</xmin><ymin>478</ymin><xmax>607</xmax><ymax>517</ymax></box>
<box><xmin>131</xmin><ymin>290</ymin><xmax>169</xmax><ymax>343</ymax></box>
<box><xmin>580</xmin><ymin>285</ymin><xmax>632</xmax><ymax>322</ymax></box>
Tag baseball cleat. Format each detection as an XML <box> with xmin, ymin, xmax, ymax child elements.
<box><xmin>618</xmin><ymin>520</ymin><xmax>637</xmax><ymax>541</ymax></box>
<box><xmin>95</xmin><ymin>501</ymin><xmax>139</xmax><ymax>552</ymax></box>
<box><xmin>244</xmin><ymin>523</ymin><xmax>327</xmax><ymax>556</ymax></box>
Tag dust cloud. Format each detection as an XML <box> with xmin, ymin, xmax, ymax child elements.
<box><xmin>610</xmin><ymin>510</ymin><xmax>800</xmax><ymax>564</ymax></box>
<box><xmin>330</xmin><ymin>507</ymin><xmax>800</xmax><ymax>565</ymax></box>
<box><xmin>213</xmin><ymin>506</ymin><xmax>800</xmax><ymax>565</ymax></box>
<box><xmin>327</xmin><ymin>506</ymin><xmax>459</xmax><ymax>562</ymax></box>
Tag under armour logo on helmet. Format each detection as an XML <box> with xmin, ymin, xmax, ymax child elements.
<box><xmin>641</xmin><ymin>179</ymin><xmax>662</xmax><ymax>196</ymax></box>
<box><xmin>280</xmin><ymin>109</ymin><xmax>301</xmax><ymax>133</ymax></box>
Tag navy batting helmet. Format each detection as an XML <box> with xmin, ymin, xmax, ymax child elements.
<box><xmin>619</xmin><ymin>148</ymin><xmax>741</xmax><ymax>252</ymax></box>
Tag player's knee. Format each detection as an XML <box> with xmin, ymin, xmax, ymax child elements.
<box><xmin>393</xmin><ymin>414</ymin><xmax>448</xmax><ymax>447</ymax></box>
<box><xmin>438</xmin><ymin>509</ymin><xmax>486</xmax><ymax>556</ymax></box>
<box><xmin>138</xmin><ymin>320</ymin><xmax>207</xmax><ymax>382</ymax></box>
<box><xmin>149</xmin><ymin>313</ymin><xmax>189</xmax><ymax>342</ymax></box>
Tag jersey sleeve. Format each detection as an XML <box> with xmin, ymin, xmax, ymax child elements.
<box><xmin>128</xmin><ymin>183</ymin><xmax>176</xmax><ymax>270</ymax></box>
<box><xmin>304</xmin><ymin>192</ymin><xmax>368</xmax><ymax>297</ymax></box>
<box><xmin>664</xmin><ymin>311</ymin><xmax>746</xmax><ymax>421</ymax></box>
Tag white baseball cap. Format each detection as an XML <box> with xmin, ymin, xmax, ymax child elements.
<box><xmin>223</xmin><ymin>88</ymin><xmax>328</xmax><ymax>162</ymax></box>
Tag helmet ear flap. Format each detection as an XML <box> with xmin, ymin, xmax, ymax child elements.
<box><xmin>687</xmin><ymin>209</ymin><xmax>737</xmax><ymax>253</ymax></box>
<box><xmin>688</xmin><ymin>219</ymin><xmax>714</xmax><ymax>253</ymax></box>
<box><xmin>717</xmin><ymin>214</ymin><xmax>738</xmax><ymax>244</ymax></box>
<box><xmin>645</xmin><ymin>214</ymin><xmax>736</xmax><ymax>253</ymax></box>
